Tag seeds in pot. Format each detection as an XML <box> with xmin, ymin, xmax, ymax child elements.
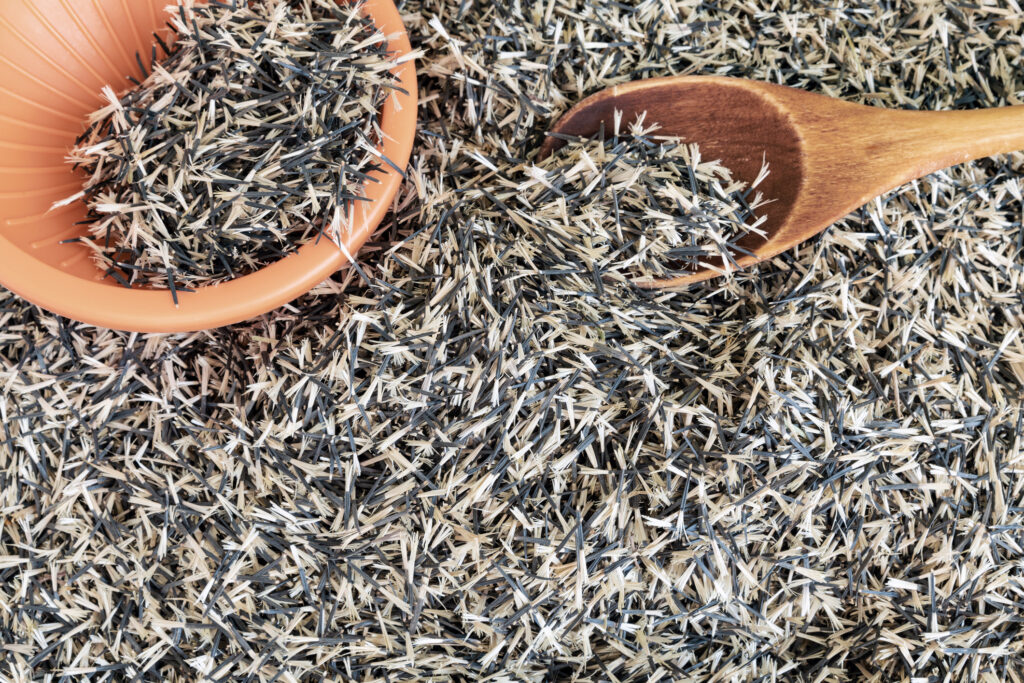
<box><xmin>59</xmin><ymin>0</ymin><xmax>399</xmax><ymax>301</ymax></box>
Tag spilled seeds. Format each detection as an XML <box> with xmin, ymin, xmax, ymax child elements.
<box><xmin>3</xmin><ymin>1</ymin><xmax>1024</xmax><ymax>682</ymax></box>
<box><xmin>59</xmin><ymin>0</ymin><xmax>397</xmax><ymax>298</ymax></box>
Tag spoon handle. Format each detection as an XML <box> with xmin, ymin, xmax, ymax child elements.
<box><xmin>889</xmin><ymin>105</ymin><xmax>1024</xmax><ymax>180</ymax></box>
<box><xmin>759</xmin><ymin>88</ymin><xmax>1024</xmax><ymax>277</ymax></box>
<box><xmin>776</xmin><ymin>90</ymin><xmax>1024</xmax><ymax>233</ymax></box>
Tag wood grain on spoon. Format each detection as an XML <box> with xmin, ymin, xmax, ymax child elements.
<box><xmin>540</xmin><ymin>76</ymin><xmax>1024</xmax><ymax>287</ymax></box>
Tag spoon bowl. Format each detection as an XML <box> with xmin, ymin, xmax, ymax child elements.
<box><xmin>541</xmin><ymin>76</ymin><xmax>1024</xmax><ymax>286</ymax></box>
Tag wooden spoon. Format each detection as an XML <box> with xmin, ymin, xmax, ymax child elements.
<box><xmin>539</xmin><ymin>76</ymin><xmax>1024</xmax><ymax>287</ymax></box>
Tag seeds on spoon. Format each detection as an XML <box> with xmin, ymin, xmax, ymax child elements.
<box><xmin>520</xmin><ymin>116</ymin><xmax>771</xmax><ymax>284</ymax></box>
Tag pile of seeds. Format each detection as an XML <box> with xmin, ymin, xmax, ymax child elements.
<box><xmin>526</xmin><ymin>123</ymin><xmax>770</xmax><ymax>281</ymax></box>
<box><xmin>4</xmin><ymin>1</ymin><xmax>1024</xmax><ymax>682</ymax></box>
<box><xmin>60</xmin><ymin>0</ymin><xmax>396</xmax><ymax>296</ymax></box>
